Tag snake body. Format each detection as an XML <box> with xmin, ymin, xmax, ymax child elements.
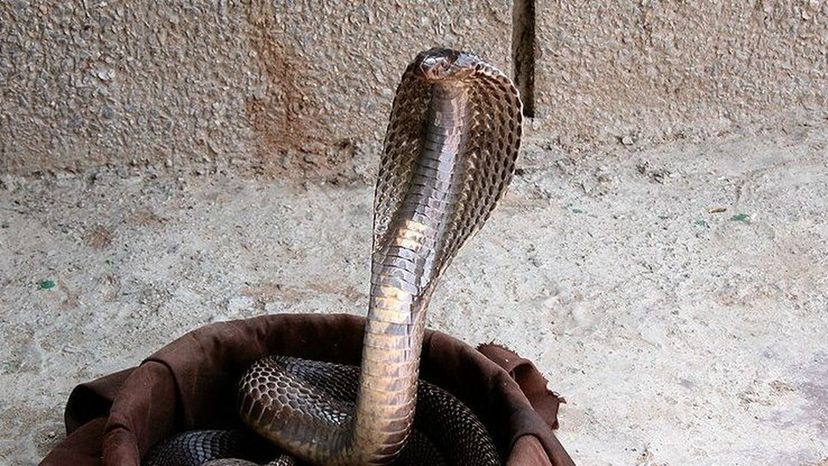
<box><xmin>146</xmin><ymin>48</ymin><xmax>522</xmax><ymax>466</ymax></box>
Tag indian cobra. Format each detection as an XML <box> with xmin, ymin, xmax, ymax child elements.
<box><xmin>145</xmin><ymin>47</ymin><xmax>522</xmax><ymax>466</ymax></box>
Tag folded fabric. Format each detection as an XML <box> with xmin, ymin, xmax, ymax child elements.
<box><xmin>41</xmin><ymin>313</ymin><xmax>574</xmax><ymax>466</ymax></box>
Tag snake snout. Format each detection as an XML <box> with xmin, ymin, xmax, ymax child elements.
<box><xmin>417</xmin><ymin>48</ymin><xmax>477</xmax><ymax>82</ymax></box>
<box><xmin>418</xmin><ymin>55</ymin><xmax>453</xmax><ymax>80</ymax></box>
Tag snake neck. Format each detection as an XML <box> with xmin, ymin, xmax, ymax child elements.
<box><xmin>348</xmin><ymin>83</ymin><xmax>471</xmax><ymax>465</ymax></box>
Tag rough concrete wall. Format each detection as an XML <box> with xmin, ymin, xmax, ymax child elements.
<box><xmin>1</xmin><ymin>1</ymin><xmax>826</xmax><ymax>177</ymax></box>
<box><xmin>0</xmin><ymin>0</ymin><xmax>512</xmax><ymax>177</ymax></box>
<box><xmin>534</xmin><ymin>0</ymin><xmax>827</xmax><ymax>146</ymax></box>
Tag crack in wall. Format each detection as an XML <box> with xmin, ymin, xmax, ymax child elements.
<box><xmin>512</xmin><ymin>0</ymin><xmax>536</xmax><ymax>118</ymax></box>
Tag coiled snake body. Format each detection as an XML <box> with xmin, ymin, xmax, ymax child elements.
<box><xmin>146</xmin><ymin>48</ymin><xmax>522</xmax><ymax>466</ymax></box>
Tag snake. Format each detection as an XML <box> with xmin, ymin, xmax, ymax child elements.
<box><xmin>144</xmin><ymin>47</ymin><xmax>523</xmax><ymax>466</ymax></box>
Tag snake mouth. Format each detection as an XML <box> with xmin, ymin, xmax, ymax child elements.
<box><xmin>416</xmin><ymin>48</ymin><xmax>478</xmax><ymax>82</ymax></box>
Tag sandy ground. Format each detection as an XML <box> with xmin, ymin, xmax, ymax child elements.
<box><xmin>1</xmin><ymin>117</ymin><xmax>827</xmax><ymax>465</ymax></box>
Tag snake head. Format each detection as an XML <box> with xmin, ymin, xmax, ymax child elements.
<box><xmin>415</xmin><ymin>48</ymin><xmax>480</xmax><ymax>82</ymax></box>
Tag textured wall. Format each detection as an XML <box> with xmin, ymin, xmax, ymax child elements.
<box><xmin>0</xmin><ymin>1</ymin><xmax>825</xmax><ymax>177</ymax></box>
<box><xmin>0</xmin><ymin>0</ymin><xmax>512</xmax><ymax>177</ymax></box>
<box><xmin>534</xmin><ymin>0</ymin><xmax>827</xmax><ymax>146</ymax></box>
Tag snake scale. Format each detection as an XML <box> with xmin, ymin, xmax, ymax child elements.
<box><xmin>145</xmin><ymin>48</ymin><xmax>523</xmax><ymax>466</ymax></box>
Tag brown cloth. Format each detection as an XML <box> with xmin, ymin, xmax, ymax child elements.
<box><xmin>41</xmin><ymin>313</ymin><xmax>574</xmax><ymax>466</ymax></box>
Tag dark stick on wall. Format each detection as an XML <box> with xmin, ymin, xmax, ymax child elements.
<box><xmin>512</xmin><ymin>0</ymin><xmax>536</xmax><ymax>118</ymax></box>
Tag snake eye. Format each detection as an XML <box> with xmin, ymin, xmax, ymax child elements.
<box><xmin>433</xmin><ymin>59</ymin><xmax>451</xmax><ymax>74</ymax></box>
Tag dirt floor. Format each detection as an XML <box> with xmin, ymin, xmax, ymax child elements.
<box><xmin>1</xmin><ymin>116</ymin><xmax>827</xmax><ymax>465</ymax></box>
